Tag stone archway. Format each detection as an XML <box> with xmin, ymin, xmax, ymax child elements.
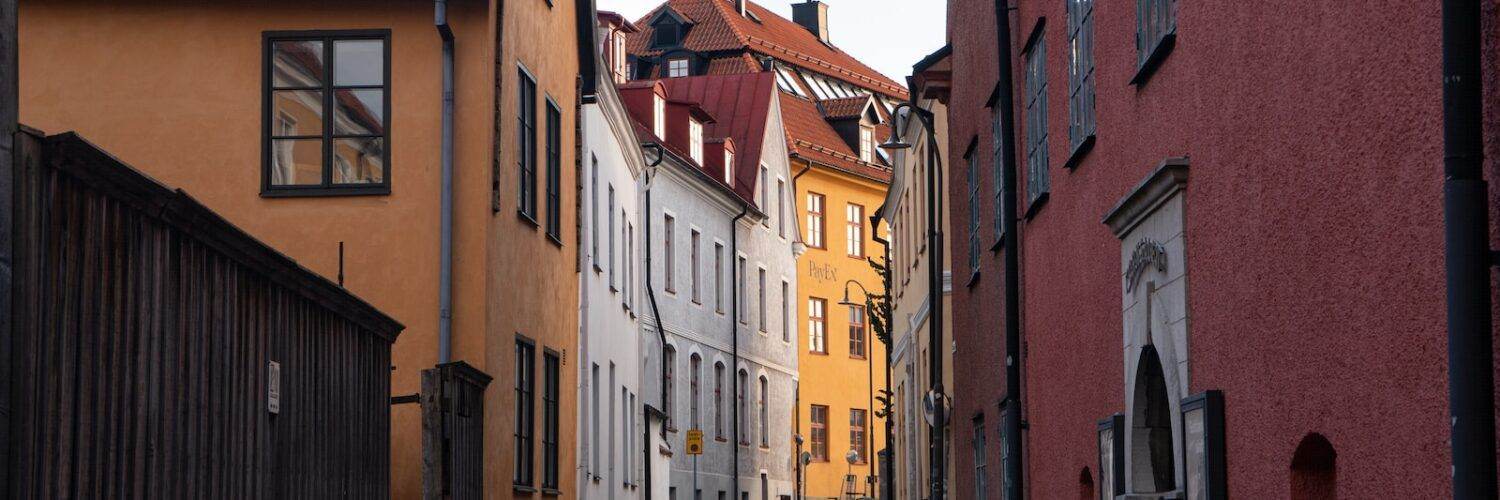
<box><xmin>1131</xmin><ymin>345</ymin><xmax>1177</xmax><ymax>494</ymax></box>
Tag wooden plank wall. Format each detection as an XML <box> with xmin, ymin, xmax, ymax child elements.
<box><xmin>0</xmin><ymin>0</ymin><xmax>18</xmax><ymax>493</ymax></box>
<box><xmin>8</xmin><ymin>131</ymin><xmax>401</xmax><ymax>499</ymax></box>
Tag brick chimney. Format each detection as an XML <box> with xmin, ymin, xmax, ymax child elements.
<box><xmin>791</xmin><ymin>0</ymin><xmax>829</xmax><ymax>44</ymax></box>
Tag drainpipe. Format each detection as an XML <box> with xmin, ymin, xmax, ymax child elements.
<box><xmin>992</xmin><ymin>1</ymin><xmax>1025</xmax><ymax>499</ymax></box>
<box><xmin>1442</xmin><ymin>0</ymin><xmax>1496</xmax><ymax>497</ymax></box>
<box><xmin>730</xmin><ymin>206</ymin><xmax>749</xmax><ymax>500</ymax></box>
<box><xmin>436</xmin><ymin>0</ymin><xmax>456</xmax><ymax>364</ymax></box>
<box><xmin>643</xmin><ymin>145</ymin><xmax>667</xmax><ymax>436</ymax></box>
<box><xmin>870</xmin><ymin>219</ymin><xmax>895</xmax><ymax>500</ymax></box>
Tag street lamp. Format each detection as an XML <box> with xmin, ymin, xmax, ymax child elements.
<box><xmin>838</xmin><ymin>280</ymin><xmax>881</xmax><ymax>498</ymax></box>
<box><xmin>880</xmin><ymin>101</ymin><xmax>947</xmax><ymax>500</ymax></box>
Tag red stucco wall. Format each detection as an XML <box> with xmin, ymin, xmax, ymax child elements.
<box><xmin>947</xmin><ymin>0</ymin><xmax>1500</xmax><ymax>497</ymax></box>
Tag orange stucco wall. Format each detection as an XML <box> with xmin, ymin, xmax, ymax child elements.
<box><xmin>792</xmin><ymin>160</ymin><xmax>889</xmax><ymax>498</ymax></box>
<box><xmin>19</xmin><ymin>0</ymin><xmax>578</xmax><ymax>497</ymax></box>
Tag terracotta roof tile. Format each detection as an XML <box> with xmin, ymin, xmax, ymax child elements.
<box><xmin>819</xmin><ymin>95</ymin><xmax>873</xmax><ymax>120</ymax></box>
<box><xmin>628</xmin><ymin>0</ymin><xmax>908</xmax><ymax>99</ymax></box>
<box><xmin>778</xmin><ymin>92</ymin><xmax>891</xmax><ymax>182</ymax></box>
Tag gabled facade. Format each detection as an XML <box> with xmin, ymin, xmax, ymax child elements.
<box><xmin>19</xmin><ymin>0</ymin><xmax>585</xmax><ymax>497</ymax></box>
<box><xmin>621</xmin><ymin>71</ymin><xmax>800</xmax><ymax>500</ymax></box>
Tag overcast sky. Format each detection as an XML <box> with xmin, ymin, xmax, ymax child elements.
<box><xmin>598</xmin><ymin>0</ymin><xmax>948</xmax><ymax>84</ymax></box>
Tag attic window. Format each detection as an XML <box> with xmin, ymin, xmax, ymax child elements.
<box><xmin>654</xmin><ymin>20</ymin><xmax>681</xmax><ymax>48</ymax></box>
<box><xmin>653</xmin><ymin>94</ymin><xmax>666</xmax><ymax>139</ymax></box>
<box><xmin>668</xmin><ymin>57</ymin><xmax>690</xmax><ymax>78</ymax></box>
<box><xmin>724</xmin><ymin>150</ymin><xmax>735</xmax><ymax>185</ymax></box>
<box><xmin>689</xmin><ymin>119</ymin><xmax>704</xmax><ymax>164</ymax></box>
<box><xmin>859</xmin><ymin>126</ymin><xmax>874</xmax><ymax>163</ymax></box>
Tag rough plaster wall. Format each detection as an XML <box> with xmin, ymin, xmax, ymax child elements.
<box><xmin>947</xmin><ymin>0</ymin><xmax>1500</xmax><ymax>497</ymax></box>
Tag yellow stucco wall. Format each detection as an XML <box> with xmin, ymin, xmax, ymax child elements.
<box><xmin>19</xmin><ymin>1</ymin><xmax>578</xmax><ymax>498</ymax></box>
<box><xmin>792</xmin><ymin>160</ymin><xmax>889</xmax><ymax>499</ymax></box>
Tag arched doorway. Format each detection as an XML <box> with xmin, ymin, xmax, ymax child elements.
<box><xmin>1131</xmin><ymin>345</ymin><xmax>1176</xmax><ymax>493</ymax></box>
<box><xmin>1290</xmin><ymin>433</ymin><xmax>1337</xmax><ymax>500</ymax></box>
<box><xmin>1079</xmin><ymin>468</ymin><xmax>1095</xmax><ymax>500</ymax></box>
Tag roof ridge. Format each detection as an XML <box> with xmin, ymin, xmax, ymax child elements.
<box><xmin>701</xmin><ymin>0</ymin><xmax>753</xmax><ymax>51</ymax></box>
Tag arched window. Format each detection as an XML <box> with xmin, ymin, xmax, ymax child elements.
<box><xmin>758</xmin><ymin>376</ymin><xmax>769</xmax><ymax>447</ymax></box>
<box><xmin>737</xmin><ymin>369</ymin><xmax>749</xmax><ymax>444</ymax></box>
<box><xmin>690</xmin><ymin>354</ymin><xmax>702</xmax><ymax>429</ymax></box>
<box><xmin>1131</xmin><ymin>346</ymin><xmax>1175</xmax><ymax>493</ymax></box>
<box><xmin>1079</xmin><ymin>468</ymin><xmax>1094</xmax><ymax>500</ymax></box>
<box><xmin>1290</xmin><ymin>433</ymin><xmax>1336</xmax><ymax>500</ymax></box>
<box><xmin>715</xmin><ymin>362</ymin><xmax>726</xmax><ymax>439</ymax></box>
<box><xmin>664</xmin><ymin>346</ymin><xmax>676</xmax><ymax>430</ymax></box>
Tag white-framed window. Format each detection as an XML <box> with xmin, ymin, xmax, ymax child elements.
<box><xmin>690</xmin><ymin>354</ymin><xmax>701</xmax><ymax>428</ymax></box>
<box><xmin>690</xmin><ymin>120</ymin><xmax>704</xmax><ymax>164</ymax></box>
<box><xmin>776</xmin><ymin>179</ymin><xmax>786</xmax><ymax>238</ymax></box>
<box><xmin>759</xmin><ymin>165</ymin><xmax>770</xmax><ymax>225</ymax></box>
<box><xmin>846</xmin><ymin>203</ymin><xmax>865</xmax><ymax>258</ymax></box>
<box><xmin>737</xmin><ymin>256</ymin><xmax>748</xmax><ymax>324</ymax></box>
<box><xmin>758</xmin><ymin>268</ymin><xmax>767</xmax><ymax>332</ymax></box>
<box><xmin>806</xmin><ymin>192</ymin><xmax>825</xmax><ymax>248</ymax></box>
<box><xmin>781</xmin><ymin>280</ymin><xmax>791</xmax><ymax>342</ymax></box>
<box><xmin>737</xmin><ymin>370</ymin><xmax>749</xmax><ymax>445</ymax></box>
<box><xmin>725</xmin><ymin>150</ymin><xmax>735</xmax><ymax>185</ymax></box>
<box><xmin>607</xmin><ymin>185</ymin><xmax>616</xmax><ymax>290</ymax></box>
<box><xmin>664</xmin><ymin>214</ymin><xmax>676</xmax><ymax>293</ymax></box>
<box><xmin>859</xmin><ymin>125</ymin><xmax>874</xmax><ymax>163</ymax></box>
<box><xmin>653</xmin><ymin>93</ymin><xmax>666</xmax><ymax>139</ymax></box>
<box><xmin>668</xmin><ymin>57</ymin><xmax>690</xmax><ymax>78</ymax></box>
<box><xmin>808</xmin><ymin>297</ymin><xmax>827</xmax><ymax>353</ymax></box>
<box><xmin>758</xmin><ymin>376</ymin><xmax>769</xmax><ymax>447</ymax></box>
<box><xmin>715</xmin><ymin>243</ymin><xmax>725</xmax><ymax>314</ymax></box>
<box><xmin>691</xmin><ymin>229</ymin><xmax>702</xmax><ymax>304</ymax></box>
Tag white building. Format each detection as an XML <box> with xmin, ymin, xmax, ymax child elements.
<box><xmin>579</xmin><ymin>12</ymin><xmax>650</xmax><ymax>500</ymax></box>
<box><xmin>621</xmin><ymin>70</ymin><xmax>800</xmax><ymax>500</ymax></box>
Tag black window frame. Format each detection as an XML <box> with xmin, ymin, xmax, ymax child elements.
<box><xmin>517</xmin><ymin>66</ymin><xmax>539</xmax><ymax>223</ymax></box>
<box><xmin>545</xmin><ymin>98</ymin><xmax>563</xmax><ymax>242</ymax></box>
<box><xmin>1065</xmin><ymin>0</ymin><xmax>1097</xmax><ymax>169</ymax></box>
<box><xmin>542</xmin><ymin>349</ymin><xmax>561</xmax><ymax>490</ymax></box>
<box><xmin>1022</xmin><ymin>20</ymin><xmax>1051</xmax><ymax>215</ymax></box>
<box><xmin>965</xmin><ymin>144</ymin><xmax>981</xmax><ymax>281</ymax></box>
<box><xmin>262</xmin><ymin>29</ymin><xmax>392</xmax><ymax>197</ymax></box>
<box><xmin>514</xmin><ymin>337</ymin><xmax>537</xmax><ymax>487</ymax></box>
<box><xmin>1132</xmin><ymin>0</ymin><xmax>1178</xmax><ymax>85</ymax></box>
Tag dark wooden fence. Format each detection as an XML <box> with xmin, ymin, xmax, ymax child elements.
<box><xmin>6</xmin><ymin>130</ymin><xmax>404</xmax><ymax>498</ymax></box>
<box><xmin>421</xmin><ymin>361</ymin><xmax>491</xmax><ymax>500</ymax></box>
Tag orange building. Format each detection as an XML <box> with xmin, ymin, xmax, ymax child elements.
<box><xmin>623</xmin><ymin>1</ymin><xmax>901</xmax><ymax>496</ymax></box>
<box><xmin>20</xmin><ymin>0</ymin><xmax>584</xmax><ymax>497</ymax></box>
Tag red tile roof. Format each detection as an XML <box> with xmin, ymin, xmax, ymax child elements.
<box><xmin>819</xmin><ymin>95</ymin><xmax>874</xmax><ymax>120</ymax></box>
<box><xmin>778</xmin><ymin>92</ymin><xmax>892</xmax><ymax>182</ymax></box>
<box><xmin>628</xmin><ymin>0</ymin><xmax>909</xmax><ymax>99</ymax></box>
<box><xmin>660</xmin><ymin>72</ymin><xmax>777</xmax><ymax>204</ymax></box>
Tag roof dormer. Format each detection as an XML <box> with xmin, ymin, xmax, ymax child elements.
<box><xmin>820</xmin><ymin>95</ymin><xmax>885</xmax><ymax>164</ymax></box>
<box><xmin>706</xmin><ymin>138</ymin><xmax>737</xmax><ymax>187</ymax></box>
<box><xmin>649</xmin><ymin>8</ymin><xmax>691</xmax><ymax>49</ymax></box>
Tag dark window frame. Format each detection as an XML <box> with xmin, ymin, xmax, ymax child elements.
<box><xmin>1065</xmin><ymin>0</ymin><xmax>1098</xmax><ymax>169</ymax></box>
<box><xmin>545</xmin><ymin>97</ymin><xmax>563</xmax><ymax>242</ymax></box>
<box><xmin>514</xmin><ymin>337</ymin><xmax>537</xmax><ymax>487</ymax></box>
<box><xmin>262</xmin><ymin>29</ymin><xmax>392</xmax><ymax>197</ymax></box>
<box><xmin>542</xmin><ymin>349</ymin><xmax>561</xmax><ymax>489</ymax></box>
<box><xmin>848</xmin><ymin>304</ymin><xmax>867</xmax><ymax>359</ymax></box>
<box><xmin>517</xmin><ymin>66</ymin><xmax>539</xmax><ymax>224</ymax></box>
<box><xmin>1132</xmin><ymin>0</ymin><xmax>1178</xmax><ymax>86</ymax></box>
<box><xmin>810</xmin><ymin>404</ymin><xmax>829</xmax><ymax>461</ymax></box>
<box><xmin>1022</xmin><ymin>20</ymin><xmax>1051</xmax><ymax>215</ymax></box>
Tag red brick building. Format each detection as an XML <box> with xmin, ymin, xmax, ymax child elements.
<box><xmin>945</xmin><ymin>0</ymin><xmax>1500</xmax><ymax>498</ymax></box>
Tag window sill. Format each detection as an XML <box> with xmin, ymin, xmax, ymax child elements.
<box><xmin>849</xmin><ymin>355</ymin><xmax>867</xmax><ymax>361</ymax></box>
<box><xmin>1062</xmin><ymin>134</ymin><xmax>1096</xmax><ymax>171</ymax></box>
<box><xmin>808</xmin><ymin>350</ymin><xmax>828</xmax><ymax>356</ymax></box>
<box><xmin>716</xmin><ymin>437</ymin><xmax>728</xmax><ymax>442</ymax></box>
<box><xmin>966</xmin><ymin>270</ymin><xmax>981</xmax><ymax>289</ymax></box>
<box><xmin>1024</xmin><ymin>192</ymin><xmax>1049</xmax><ymax>221</ymax></box>
<box><xmin>547</xmin><ymin>232</ymin><xmax>563</xmax><ymax>247</ymax></box>
<box><xmin>518</xmin><ymin>210</ymin><xmax>540</xmax><ymax>228</ymax></box>
<box><xmin>542</xmin><ymin>488</ymin><xmax>563</xmax><ymax>497</ymax></box>
<box><xmin>513</xmin><ymin>484</ymin><xmax>537</xmax><ymax>494</ymax></box>
<box><xmin>1130</xmin><ymin>33</ymin><xmax>1177</xmax><ymax>87</ymax></box>
<box><xmin>594</xmin><ymin>264</ymin><xmax>603</xmax><ymax>274</ymax></box>
<box><xmin>261</xmin><ymin>185</ymin><xmax>390</xmax><ymax>198</ymax></box>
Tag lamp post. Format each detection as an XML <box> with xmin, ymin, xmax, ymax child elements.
<box><xmin>880</xmin><ymin>103</ymin><xmax>946</xmax><ymax>500</ymax></box>
<box><xmin>839</xmin><ymin>280</ymin><xmax>882</xmax><ymax>498</ymax></box>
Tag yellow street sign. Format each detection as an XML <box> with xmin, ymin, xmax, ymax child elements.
<box><xmin>685</xmin><ymin>429</ymin><xmax>704</xmax><ymax>455</ymax></box>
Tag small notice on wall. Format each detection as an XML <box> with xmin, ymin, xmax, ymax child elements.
<box><xmin>268</xmin><ymin>361</ymin><xmax>281</xmax><ymax>414</ymax></box>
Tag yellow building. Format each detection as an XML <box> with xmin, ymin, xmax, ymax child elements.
<box><xmin>792</xmin><ymin>145</ymin><xmax>892</xmax><ymax>498</ymax></box>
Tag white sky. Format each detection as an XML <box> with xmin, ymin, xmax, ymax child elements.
<box><xmin>598</xmin><ymin>0</ymin><xmax>948</xmax><ymax>85</ymax></box>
